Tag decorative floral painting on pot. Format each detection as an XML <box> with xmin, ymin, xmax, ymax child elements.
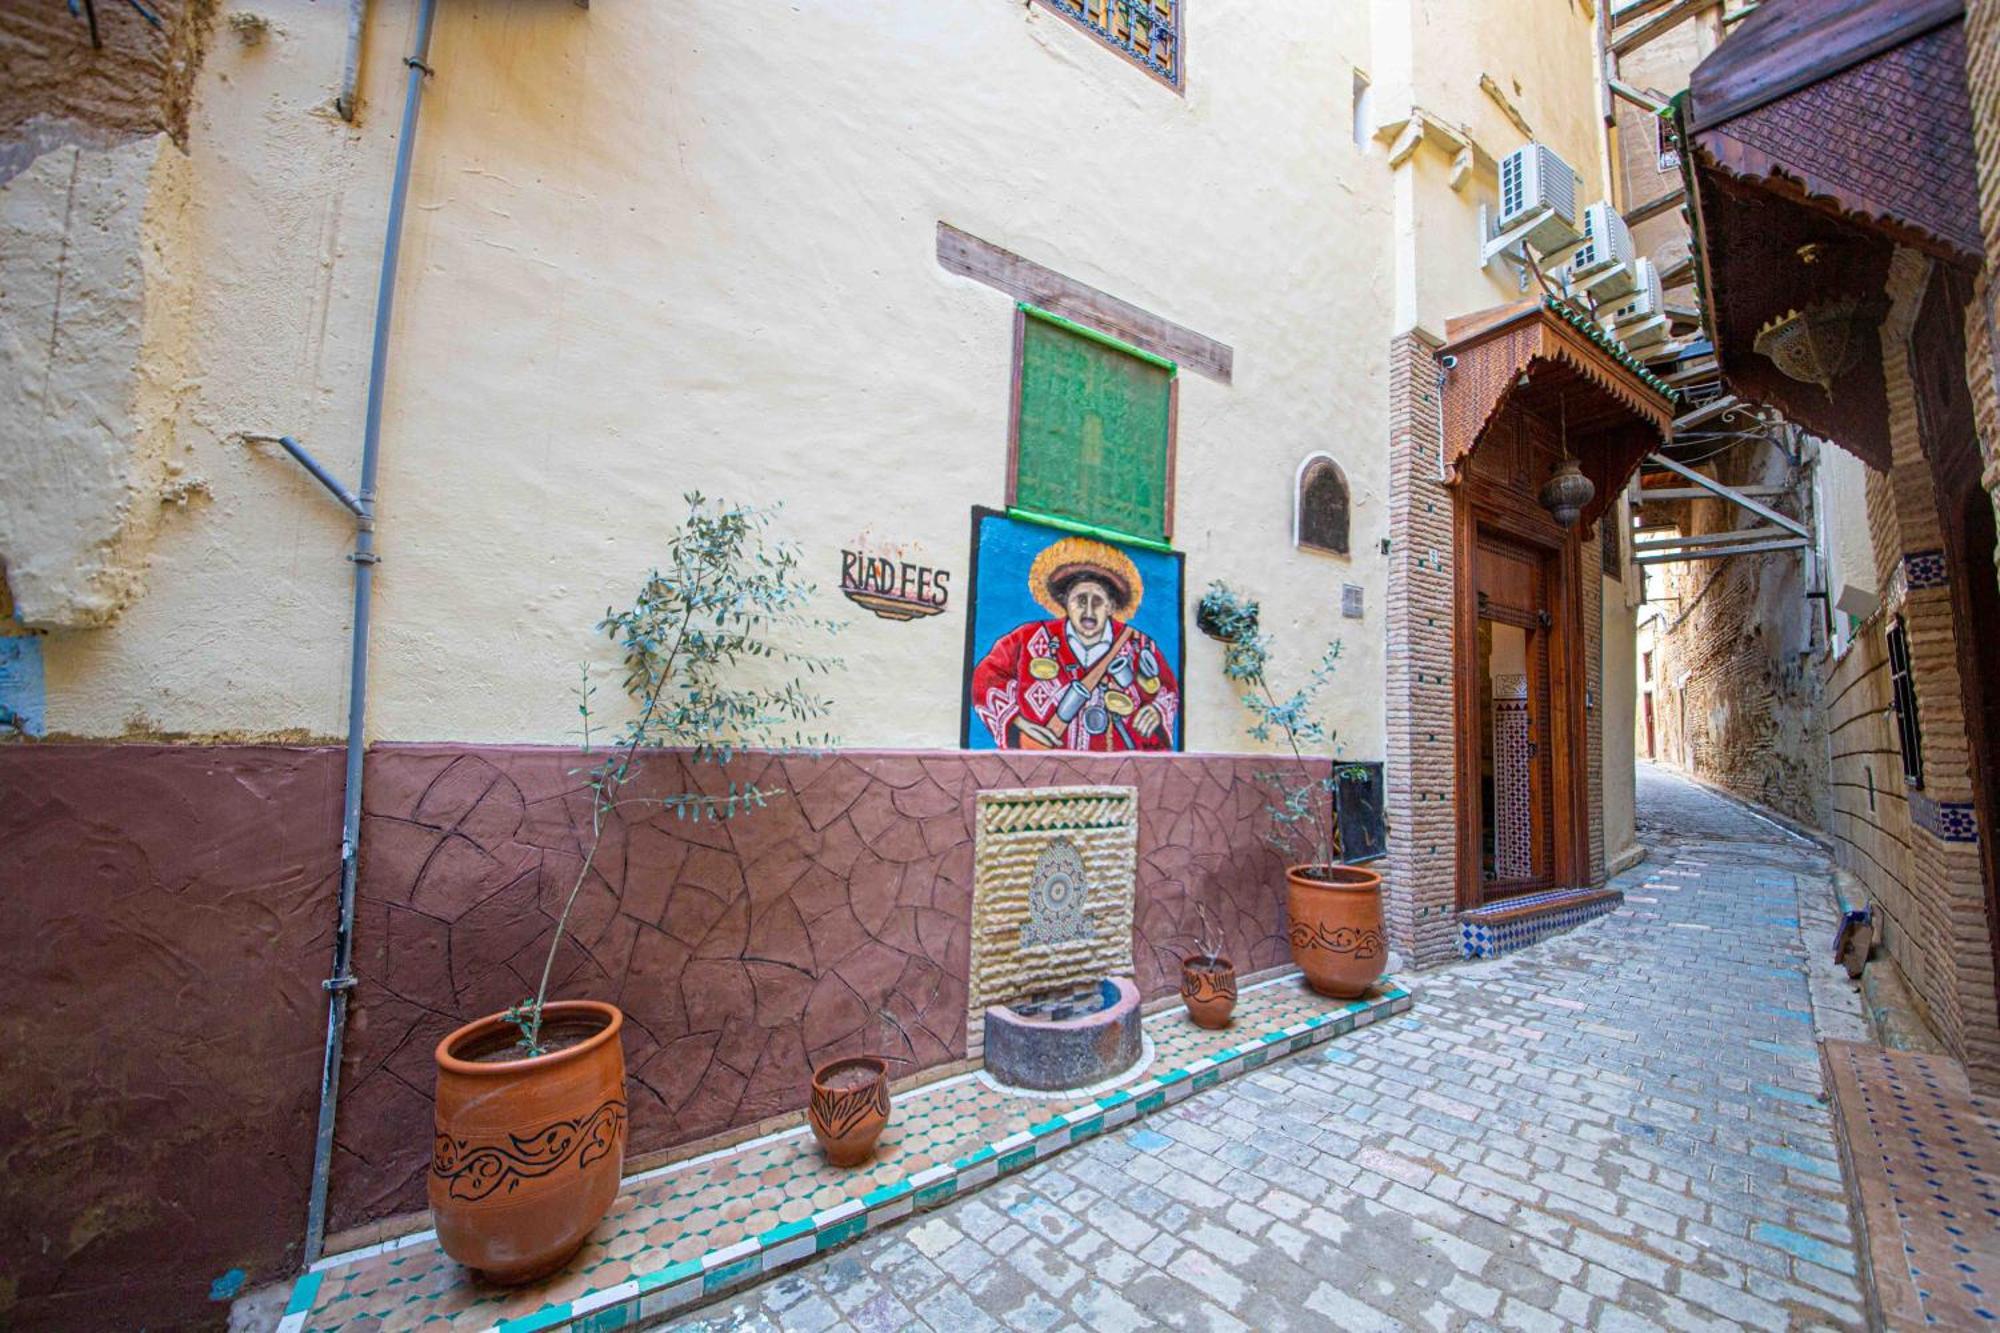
<box><xmin>962</xmin><ymin>508</ymin><xmax>1184</xmax><ymax>752</ymax></box>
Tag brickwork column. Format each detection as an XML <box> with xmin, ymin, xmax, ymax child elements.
<box><xmin>1962</xmin><ymin>0</ymin><xmax>2000</xmax><ymax>597</ymax></box>
<box><xmin>1384</xmin><ymin>331</ymin><xmax>1460</xmax><ymax>967</ymax></box>
<box><xmin>1878</xmin><ymin>247</ymin><xmax>2000</xmax><ymax>1088</ymax></box>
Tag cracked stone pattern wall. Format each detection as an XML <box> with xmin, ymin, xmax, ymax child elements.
<box><xmin>331</xmin><ymin>745</ymin><xmax>1317</xmax><ymax>1229</ymax></box>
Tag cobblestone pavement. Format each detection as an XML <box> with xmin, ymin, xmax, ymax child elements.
<box><xmin>670</xmin><ymin>766</ymin><xmax>1873</xmax><ymax>1332</ymax></box>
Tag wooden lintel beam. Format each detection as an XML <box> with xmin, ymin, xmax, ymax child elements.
<box><xmin>936</xmin><ymin>222</ymin><xmax>1233</xmax><ymax>383</ymax></box>
<box><xmin>1634</xmin><ymin>523</ymin><xmax>1793</xmax><ymax>548</ymax></box>
<box><xmin>1623</xmin><ymin>186</ymin><xmax>1685</xmax><ymax>226</ymax></box>
<box><xmin>1634</xmin><ymin>485</ymin><xmax>1788</xmax><ymax>501</ymax></box>
<box><xmin>1613</xmin><ymin>0</ymin><xmax>1720</xmax><ymax>55</ymax></box>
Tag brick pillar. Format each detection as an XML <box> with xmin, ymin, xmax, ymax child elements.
<box><xmin>1962</xmin><ymin>0</ymin><xmax>2000</xmax><ymax>598</ymax></box>
<box><xmin>1878</xmin><ymin>246</ymin><xmax>2000</xmax><ymax>1088</ymax></box>
<box><xmin>1384</xmin><ymin>331</ymin><xmax>1460</xmax><ymax>967</ymax></box>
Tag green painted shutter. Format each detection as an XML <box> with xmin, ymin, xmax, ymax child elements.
<box><xmin>1013</xmin><ymin>306</ymin><xmax>1173</xmax><ymax>546</ymax></box>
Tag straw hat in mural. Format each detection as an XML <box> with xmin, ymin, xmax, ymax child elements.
<box><xmin>1028</xmin><ymin>536</ymin><xmax>1145</xmax><ymax>619</ymax></box>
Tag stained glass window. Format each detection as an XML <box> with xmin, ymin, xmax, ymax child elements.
<box><xmin>1034</xmin><ymin>0</ymin><xmax>1181</xmax><ymax>89</ymax></box>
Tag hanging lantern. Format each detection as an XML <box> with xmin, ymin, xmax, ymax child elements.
<box><xmin>1540</xmin><ymin>457</ymin><xmax>1595</xmax><ymax>528</ymax></box>
<box><xmin>1753</xmin><ymin>298</ymin><xmax>1872</xmax><ymax>398</ymax></box>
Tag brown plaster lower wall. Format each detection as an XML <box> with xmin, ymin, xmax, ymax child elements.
<box><xmin>332</xmin><ymin>745</ymin><xmax>1318</xmax><ymax>1229</ymax></box>
<box><xmin>3</xmin><ymin>742</ymin><xmax>1323</xmax><ymax>1318</ymax></box>
<box><xmin>0</xmin><ymin>745</ymin><xmax>339</xmax><ymax>1332</ymax></box>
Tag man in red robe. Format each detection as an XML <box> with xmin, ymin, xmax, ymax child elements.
<box><xmin>971</xmin><ymin>536</ymin><xmax>1179</xmax><ymax>751</ymax></box>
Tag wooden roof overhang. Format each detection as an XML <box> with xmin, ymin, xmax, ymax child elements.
<box><xmin>1438</xmin><ymin>298</ymin><xmax>1679</xmax><ymax>532</ymax></box>
<box><xmin>1681</xmin><ymin>0</ymin><xmax>1981</xmax><ymax>472</ymax></box>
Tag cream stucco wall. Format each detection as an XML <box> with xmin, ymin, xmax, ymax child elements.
<box><xmin>27</xmin><ymin>0</ymin><xmax>1609</xmax><ymax>760</ymax></box>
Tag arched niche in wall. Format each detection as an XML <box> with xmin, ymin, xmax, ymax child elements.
<box><xmin>1294</xmin><ymin>453</ymin><xmax>1351</xmax><ymax>556</ymax></box>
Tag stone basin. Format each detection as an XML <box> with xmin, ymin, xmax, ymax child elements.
<box><xmin>982</xmin><ymin>976</ymin><xmax>1142</xmax><ymax>1092</ymax></box>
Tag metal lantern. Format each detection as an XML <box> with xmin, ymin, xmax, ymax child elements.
<box><xmin>1753</xmin><ymin>298</ymin><xmax>1870</xmax><ymax>397</ymax></box>
<box><xmin>1539</xmin><ymin>457</ymin><xmax>1595</xmax><ymax>528</ymax></box>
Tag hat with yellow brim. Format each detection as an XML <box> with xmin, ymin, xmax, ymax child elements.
<box><xmin>1028</xmin><ymin>536</ymin><xmax>1144</xmax><ymax>619</ymax></box>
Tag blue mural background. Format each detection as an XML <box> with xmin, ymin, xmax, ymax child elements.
<box><xmin>0</xmin><ymin>637</ymin><xmax>45</xmax><ymax>737</ymax></box>
<box><xmin>961</xmin><ymin>508</ymin><xmax>1184</xmax><ymax>750</ymax></box>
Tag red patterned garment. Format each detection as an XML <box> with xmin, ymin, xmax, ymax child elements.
<box><xmin>970</xmin><ymin>617</ymin><xmax>1179</xmax><ymax>752</ymax></box>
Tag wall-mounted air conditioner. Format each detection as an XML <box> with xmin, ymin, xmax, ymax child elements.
<box><xmin>1610</xmin><ymin>256</ymin><xmax>1664</xmax><ymax>326</ymax></box>
<box><xmin>1497</xmin><ymin>143</ymin><xmax>1583</xmax><ymax>252</ymax></box>
<box><xmin>1565</xmin><ymin>202</ymin><xmax>1637</xmax><ymax>300</ymax></box>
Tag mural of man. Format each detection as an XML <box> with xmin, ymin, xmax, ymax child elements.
<box><xmin>971</xmin><ymin>536</ymin><xmax>1180</xmax><ymax>751</ymax></box>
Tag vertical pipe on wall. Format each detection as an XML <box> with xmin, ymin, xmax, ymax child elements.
<box><xmin>336</xmin><ymin>0</ymin><xmax>369</xmax><ymax>122</ymax></box>
<box><xmin>304</xmin><ymin>0</ymin><xmax>438</xmax><ymax>1268</ymax></box>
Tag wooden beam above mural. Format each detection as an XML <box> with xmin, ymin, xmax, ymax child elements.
<box><xmin>936</xmin><ymin>222</ymin><xmax>1234</xmax><ymax>384</ymax></box>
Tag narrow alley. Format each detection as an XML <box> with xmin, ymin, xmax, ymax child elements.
<box><xmin>677</xmin><ymin>767</ymin><xmax>1872</xmax><ymax>1332</ymax></box>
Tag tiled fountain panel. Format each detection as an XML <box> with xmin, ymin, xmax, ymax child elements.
<box><xmin>967</xmin><ymin>786</ymin><xmax>1137</xmax><ymax>1057</ymax></box>
<box><xmin>281</xmin><ymin>975</ymin><xmax>1411</xmax><ymax>1333</ymax></box>
<box><xmin>1822</xmin><ymin>1039</ymin><xmax>2000</xmax><ymax>1329</ymax></box>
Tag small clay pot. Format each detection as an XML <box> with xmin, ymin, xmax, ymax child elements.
<box><xmin>1286</xmin><ymin>864</ymin><xmax>1387</xmax><ymax>999</ymax></box>
<box><xmin>1180</xmin><ymin>956</ymin><xmax>1237</xmax><ymax>1029</ymax></box>
<box><xmin>430</xmin><ymin>1001</ymin><xmax>626</xmax><ymax>1285</ymax></box>
<box><xmin>808</xmin><ymin>1056</ymin><xmax>890</xmax><ymax>1167</ymax></box>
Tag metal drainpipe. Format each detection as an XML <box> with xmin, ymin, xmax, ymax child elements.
<box><xmin>302</xmin><ymin>0</ymin><xmax>439</xmax><ymax>1268</ymax></box>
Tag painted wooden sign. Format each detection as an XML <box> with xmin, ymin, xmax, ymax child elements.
<box><xmin>840</xmin><ymin>549</ymin><xmax>950</xmax><ymax>621</ymax></box>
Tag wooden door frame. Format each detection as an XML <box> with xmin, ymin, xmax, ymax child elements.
<box><xmin>1453</xmin><ymin>476</ymin><xmax>1590</xmax><ymax>911</ymax></box>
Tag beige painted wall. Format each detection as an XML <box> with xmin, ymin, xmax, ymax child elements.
<box><xmin>27</xmin><ymin>0</ymin><xmax>1608</xmax><ymax>759</ymax></box>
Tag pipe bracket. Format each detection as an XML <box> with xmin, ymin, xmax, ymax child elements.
<box><xmin>322</xmin><ymin>974</ymin><xmax>357</xmax><ymax>993</ymax></box>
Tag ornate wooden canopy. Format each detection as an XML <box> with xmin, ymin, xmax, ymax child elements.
<box><xmin>1682</xmin><ymin>0</ymin><xmax>1980</xmax><ymax>471</ymax></box>
<box><xmin>1438</xmin><ymin>299</ymin><xmax>1678</xmax><ymax>532</ymax></box>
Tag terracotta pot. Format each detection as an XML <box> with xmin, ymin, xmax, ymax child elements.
<box><xmin>1180</xmin><ymin>956</ymin><xmax>1237</xmax><ymax>1029</ymax></box>
<box><xmin>430</xmin><ymin>1001</ymin><xmax>627</xmax><ymax>1285</ymax></box>
<box><xmin>808</xmin><ymin>1056</ymin><xmax>890</xmax><ymax>1167</ymax></box>
<box><xmin>1286</xmin><ymin>864</ymin><xmax>1387</xmax><ymax>999</ymax></box>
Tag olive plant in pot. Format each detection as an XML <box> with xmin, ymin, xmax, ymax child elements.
<box><xmin>429</xmin><ymin>495</ymin><xmax>841</xmax><ymax>1284</ymax></box>
<box><xmin>1200</xmin><ymin>581</ymin><xmax>1384</xmax><ymax>1000</ymax></box>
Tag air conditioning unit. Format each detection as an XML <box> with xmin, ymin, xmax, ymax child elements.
<box><xmin>1564</xmin><ymin>202</ymin><xmax>1637</xmax><ymax>300</ymax></box>
<box><xmin>1610</xmin><ymin>256</ymin><xmax>1664</xmax><ymax>326</ymax></box>
<box><xmin>1497</xmin><ymin>143</ymin><xmax>1583</xmax><ymax>251</ymax></box>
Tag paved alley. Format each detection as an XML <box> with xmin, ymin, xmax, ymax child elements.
<box><xmin>669</xmin><ymin>766</ymin><xmax>1872</xmax><ymax>1332</ymax></box>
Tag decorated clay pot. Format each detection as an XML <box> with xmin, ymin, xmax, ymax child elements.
<box><xmin>430</xmin><ymin>1001</ymin><xmax>627</xmax><ymax>1285</ymax></box>
<box><xmin>808</xmin><ymin>1056</ymin><xmax>891</xmax><ymax>1167</ymax></box>
<box><xmin>1180</xmin><ymin>956</ymin><xmax>1238</xmax><ymax>1029</ymax></box>
<box><xmin>1286</xmin><ymin>864</ymin><xmax>1387</xmax><ymax>999</ymax></box>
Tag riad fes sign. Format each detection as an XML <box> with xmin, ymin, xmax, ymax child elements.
<box><xmin>840</xmin><ymin>549</ymin><xmax>951</xmax><ymax>621</ymax></box>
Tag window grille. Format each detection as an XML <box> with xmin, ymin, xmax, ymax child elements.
<box><xmin>1600</xmin><ymin>514</ymin><xmax>1621</xmax><ymax>575</ymax></box>
<box><xmin>1886</xmin><ymin>615</ymin><xmax>1924</xmax><ymax>787</ymax></box>
<box><xmin>1035</xmin><ymin>0</ymin><xmax>1181</xmax><ymax>89</ymax></box>
<box><xmin>1011</xmin><ymin>305</ymin><xmax>1175</xmax><ymax>546</ymax></box>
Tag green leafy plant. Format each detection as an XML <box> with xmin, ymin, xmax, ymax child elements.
<box><xmin>507</xmin><ymin>494</ymin><xmax>843</xmax><ymax>1055</ymax></box>
<box><xmin>1200</xmin><ymin>580</ymin><xmax>1366</xmax><ymax>874</ymax></box>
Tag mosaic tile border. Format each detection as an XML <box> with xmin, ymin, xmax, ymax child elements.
<box><xmin>1910</xmin><ymin>792</ymin><xmax>1981</xmax><ymax>844</ymax></box>
<box><xmin>1459</xmin><ymin>889</ymin><xmax>1622</xmax><ymax>959</ymax></box>
<box><xmin>1903</xmin><ymin>549</ymin><xmax>1949</xmax><ymax>591</ymax></box>
<box><xmin>279</xmin><ymin>983</ymin><xmax>1411</xmax><ymax>1333</ymax></box>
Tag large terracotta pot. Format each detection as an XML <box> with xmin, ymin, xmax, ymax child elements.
<box><xmin>430</xmin><ymin>1001</ymin><xmax>627</xmax><ymax>1284</ymax></box>
<box><xmin>1286</xmin><ymin>864</ymin><xmax>1387</xmax><ymax>999</ymax></box>
<box><xmin>1179</xmin><ymin>956</ymin><xmax>1237</xmax><ymax>1029</ymax></box>
<box><xmin>808</xmin><ymin>1056</ymin><xmax>890</xmax><ymax>1167</ymax></box>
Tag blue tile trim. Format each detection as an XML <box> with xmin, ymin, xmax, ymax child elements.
<box><xmin>292</xmin><ymin>981</ymin><xmax>1414</xmax><ymax>1332</ymax></box>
